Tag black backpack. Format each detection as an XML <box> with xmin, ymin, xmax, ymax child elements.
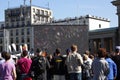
<box><xmin>31</xmin><ymin>56</ymin><xmax>46</xmax><ymax>76</ymax></box>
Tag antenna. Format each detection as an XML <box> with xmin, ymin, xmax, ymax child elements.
<box><xmin>8</xmin><ymin>0</ymin><xmax>9</xmax><ymax>9</ymax></box>
<box><xmin>48</xmin><ymin>2</ymin><xmax>49</xmax><ymax>9</ymax></box>
<box><xmin>46</xmin><ymin>2</ymin><xmax>49</xmax><ymax>9</ymax></box>
<box><xmin>30</xmin><ymin>0</ymin><xmax>32</xmax><ymax>6</ymax></box>
<box><xmin>24</xmin><ymin>0</ymin><xmax>26</xmax><ymax>6</ymax></box>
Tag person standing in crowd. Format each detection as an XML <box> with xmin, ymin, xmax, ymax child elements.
<box><xmin>112</xmin><ymin>48</ymin><xmax>120</xmax><ymax>80</ymax></box>
<box><xmin>66</xmin><ymin>44</ymin><xmax>83</xmax><ymax>80</ymax></box>
<box><xmin>47</xmin><ymin>54</ymin><xmax>54</xmax><ymax>80</ymax></box>
<box><xmin>0</xmin><ymin>51</ymin><xmax>17</xmax><ymax>80</ymax></box>
<box><xmin>64</xmin><ymin>49</ymin><xmax>71</xmax><ymax>80</ymax></box>
<box><xmin>91</xmin><ymin>48</ymin><xmax>109</xmax><ymax>80</ymax></box>
<box><xmin>17</xmin><ymin>50</ymin><xmax>32</xmax><ymax>80</ymax></box>
<box><xmin>31</xmin><ymin>50</ymin><xmax>50</xmax><ymax>80</ymax></box>
<box><xmin>105</xmin><ymin>53</ymin><xmax>117</xmax><ymax>80</ymax></box>
<box><xmin>82</xmin><ymin>54</ymin><xmax>92</xmax><ymax>80</ymax></box>
<box><xmin>84</xmin><ymin>50</ymin><xmax>93</xmax><ymax>65</ymax></box>
<box><xmin>51</xmin><ymin>48</ymin><xmax>66</xmax><ymax>80</ymax></box>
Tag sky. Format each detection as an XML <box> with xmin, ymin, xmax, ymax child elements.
<box><xmin>0</xmin><ymin>0</ymin><xmax>118</xmax><ymax>27</ymax></box>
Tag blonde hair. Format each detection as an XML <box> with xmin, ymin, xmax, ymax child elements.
<box><xmin>71</xmin><ymin>44</ymin><xmax>78</xmax><ymax>52</ymax></box>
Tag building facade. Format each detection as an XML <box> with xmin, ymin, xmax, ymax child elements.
<box><xmin>5</xmin><ymin>5</ymin><xmax>53</xmax><ymax>28</ymax></box>
<box><xmin>88</xmin><ymin>0</ymin><xmax>120</xmax><ymax>53</ymax></box>
<box><xmin>89</xmin><ymin>27</ymin><xmax>118</xmax><ymax>53</ymax></box>
<box><xmin>0</xmin><ymin>21</ymin><xmax>5</xmax><ymax>28</ymax></box>
<box><xmin>51</xmin><ymin>15</ymin><xmax>110</xmax><ymax>30</ymax></box>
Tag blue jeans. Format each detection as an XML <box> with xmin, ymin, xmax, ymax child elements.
<box><xmin>69</xmin><ymin>73</ymin><xmax>82</xmax><ymax>80</ymax></box>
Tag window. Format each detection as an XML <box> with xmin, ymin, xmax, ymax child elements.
<box><xmin>27</xmin><ymin>44</ymin><xmax>30</xmax><ymax>50</ymax></box>
<box><xmin>16</xmin><ymin>29</ymin><xmax>19</xmax><ymax>36</ymax></box>
<box><xmin>27</xmin><ymin>37</ymin><xmax>30</xmax><ymax>42</ymax></box>
<box><xmin>49</xmin><ymin>12</ymin><xmax>51</xmax><ymax>16</ymax></box>
<box><xmin>33</xmin><ymin>15</ymin><xmax>36</xmax><ymax>19</ymax></box>
<box><xmin>21</xmin><ymin>29</ymin><xmax>24</xmax><ymax>35</ymax></box>
<box><xmin>16</xmin><ymin>45</ymin><xmax>19</xmax><ymax>51</ymax></box>
<box><xmin>27</xmin><ymin>21</ymin><xmax>30</xmax><ymax>26</ymax></box>
<box><xmin>45</xmin><ymin>11</ymin><xmax>48</xmax><ymax>15</ymax></box>
<box><xmin>10</xmin><ymin>30</ymin><xmax>13</xmax><ymax>36</ymax></box>
<box><xmin>27</xmin><ymin>28</ymin><xmax>30</xmax><ymax>35</ymax></box>
<box><xmin>11</xmin><ymin>23</ymin><xmax>14</xmax><ymax>27</ymax></box>
<box><xmin>0</xmin><ymin>39</ymin><xmax>2</xmax><ymax>44</ymax></box>
<box><xmin>33</xmin><ymin>8</ymin><xmax>35</xmax><ymax>12</ymax></box>
<box><xmin>16</xmin><ymin>37</ymin><xmax>19</xmax><ymax>43</ymax></box>
<box><xmin>22</xmin><ymin>22</ymin><xmax>25</xmax><ymax>26</ymax></box>
<box><xmin>83</xmin><ymin>20</ymin><xmax>86</xmax><ymax>24</ymax></box>
<box><xmin>37</xmin><ymin>9</ymin><xmax>40</xmax><ymax>14</ymax></box>
<box><xmin>99</xmin><ymin>24</ymin><xmax>101</xmax><ymax>28</ymax></box>
<box><xmin>0</xmin><ymin>46</ymin><xmax>3</xmax><ymax>52</ymax></box>
<box><xmin>11</xmin><ymin>38</ymin><xmax>13</xmax><ymax>43</ymax></box>
<box><xmin>41</xmin><ymin>10</ymin><xmax>44</xmax><ymax>15</ymax></box>
<box><xmin>1</xmin><ymin>24</ymin><xmax>4</xmax><ymax>28</ymax></box>
<box><xmin>0</xmin><ymin>32</ymin><xmax>3</xmax><ymax>37</ymax></box>
<box><xmin>45</xmin><ymin>17</ymin><xmax>48</xmax><ymax>22</ymax></box>
<box><xmin>21</xmin><ymin>36</ymin><xmax>24</xmax><ymax>43</ymax></box>
<box><xmin>6</xmin><ymin>23</ymin><xmax>9</xmax><ymax>27</ymax></box>
<box><xmin>41</xmin><ymin>17</ymin><xmax>44</xmax><ymax>21</ymax></box>
<box><xmin>17</xmin><ymin>22</ymin><xmax>19</xmax><ymax>27</ymax></box>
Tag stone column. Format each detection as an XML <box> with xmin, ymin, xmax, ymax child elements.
<box><xmin>89</xmin><ymin>39</ymin><xmax>94</xmax><ymax>54</ymax></box>
<box><xmin>101</xmin><ymin>38</ymin><xmax>104</xmax><ymax>48</ymax></box>
<box><xmin>112</xmin><ymin>37</ymin><xmax>116</xmax><ymax>51</ymax></box>
<box><xmin>112</xmin><ymin>0</ymin><xmax>120</xmax><ymax>45</ymax></box>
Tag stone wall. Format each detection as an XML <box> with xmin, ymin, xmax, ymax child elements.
<box><xmin>34</xmin><ymin>25</ymin><xmax>88</xmax><ymax>54</ymax></box>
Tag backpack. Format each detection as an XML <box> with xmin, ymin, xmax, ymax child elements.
<box><xmin>31</xmin><ymin>56</ymin><xmax>46</xmax><ymax>76</ymax></box>
<box><xmin>82</xmin><ymin>61</ymin><xmax>91</xmax><ymax>79</ymax></box>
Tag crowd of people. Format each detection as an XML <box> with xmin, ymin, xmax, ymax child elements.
<box><xmin>0</xmin><ymin>44</ymin><xmax>120</xmax><ymax>80</ymax></box>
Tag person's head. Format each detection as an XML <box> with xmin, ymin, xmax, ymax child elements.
<box><xmin>36</xmin><ymin>48</ymin><xmax>40</xmax><ymax>53</ymax></box>
<box><xmin>66</xmin><ymin>49</ymin><xmax>71</xmax><ymax>56</ymax></box>
<box><xmin>83</xmin><ymin>54</ymin><xmax>88</xmax><ymax>61</ymax></box>
<box><xmin>21</xmin><ymin>50</ymin><xmax>28</xmax><ymax>57</ymax></box>
<box><xmin>2</xmin><ymin>51</ymin><xmax>11</xmax><ymax>61</ymax></box>
<box><xmin>89</xmin><ymin>54</ymin><xmax>94</xmax><ymax>60</ymax></box>
<box><xmin>1</xmin><ymin>51</ymin><xmax>6</xmax><ymax>58</ymax></box>
<box><xmin>97</xmin><ymin>48</ymin><xmax>107</xmax><ymax>58</ymax></box>
<box><xmin>115</xmin><ymin>48</ymin><xmax>120</xmax><ymax>53</ymax></box>
<box><xmin>41</xmin><ymin>51</ymin><xmax>47</xmax><ymax>57</ymax></box>
<box><xmin>55</xmin><ymin>48</ymin><xmax>61</xmax><ymax>55</ymax></box>
<box><xmin>71</xmin><ymin>44</ymin><xmax>78</xmax><ymax>52</ymax></box>
<box><xmin>47</xmin><ymin>54</ymin><xmax>53</xmax><ymax>60</ymax></box>
<box><xmin>35</xmin><ymin>48</ymin><xmax>41</xmax><ymax>56</ymax></box>
<box><xmin>84</xmin><ymin>50</ymin><xmax>90</xmax><ymax>56</ymax></box>
<box><xmin>106</xmin><ymin>52</ymin><xmax>112</xmax><ymax>58</ymax></box>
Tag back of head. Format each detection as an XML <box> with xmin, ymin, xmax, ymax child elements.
<box><xmin>115</xmin><ymin>48</ymin><xmax>119</xmax><ymax>53</ymax></box>
<box><xmin>106</xmin><ymin>52</ymin><xmax>111</xmax><ymax>58</ymax></box>
<box><xmin>22</xmin><ymin>50</ymin><xmax>28</xmax><ymax>57</ymax></box>
<box><xmin>71</xmin><ymin>44</ymin><xmax>77</xmax><ymax>52</ymax></box>
<box><xmin>66</xmin><ymin>48</ymin><xmax>71</xmax><ymax>55</ymax></box>
<box><xmin>2</xmin><ymin>51</ymin><xmax>11</xmax><ymax>61</ymax></box>
<box><xmin>97</xmin><ymin>48</ymin><xmax>107</xmax><ymax>58</ymax></box>
<box><xmin>85</xmin><ymin>50</ymin><xmax>90</xmax><ymax>56</ymax></box>
<box><xmin>55</xmin><ymin>48</ymin><xmax>61</xmax><ymax>55</ymax></box>
<box><xmin>1</xmin><ymin>51</ymin><xmax>6</xmax><ymax>58</ymax></box>
<box><xmin>36</xmin><ymin>48</ymin><xmax>40</xmax><ymax>53</ymax></box>
<box><xmin>83</xmin><ymin>54</ymin><xmax>88</xmax><ymax>61</ymax></box>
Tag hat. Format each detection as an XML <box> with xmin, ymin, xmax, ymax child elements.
<box><xmin>66</xmin><ymin>49</ymin><xmax>71</xmax><ymax>53</ymax></box>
